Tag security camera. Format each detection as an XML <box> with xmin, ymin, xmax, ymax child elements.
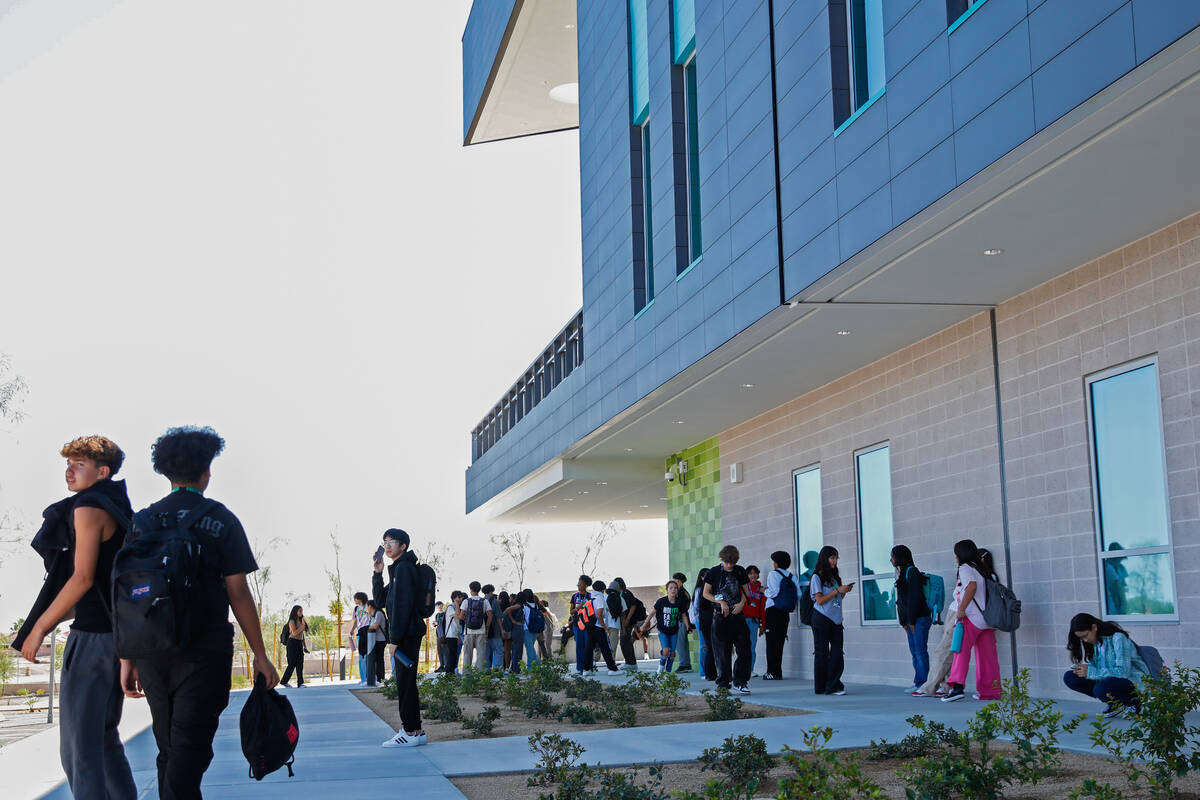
<box><xmin>665</xmin><ymin>471</ymin><xmax>676</xmax><ymax>482</ymax></box>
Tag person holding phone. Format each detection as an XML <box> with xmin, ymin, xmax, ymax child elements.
<box><xmin>810</xmin><ymin>546</ymin><xmax>853</xmax><ymax>695</ymax></box>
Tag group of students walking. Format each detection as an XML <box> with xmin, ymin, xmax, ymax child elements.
<box><xmin>429</xmin><ymin>583</ymin><xmax>559</xmax><ymax>674</ymax></box>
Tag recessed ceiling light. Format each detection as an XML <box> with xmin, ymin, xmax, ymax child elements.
<box><xmin>639</xmin><ymin>504</ymin><xmax>649</xmax><ymax>508</ymax></box>
<box><xmin>539</xmin><ymin>511</ymin><xmax>546</xmax><ymax>515</ymax></box>
<box><xmin>836</xmin><ymin>330</ymin><xmax>852</xmax><ymax>336</ymax></box>
<box><xmin>564</xmin><ymin>23</ymin><xmax>575</xmax><ymax>29</ymax></box>
<box><xmin>624</xmin><ymin>447</ymin><xmax>634</xmax><ymax>452</ymax></box>
<box><xmin>625</xmin><ymin>510</ymin><xmax>633</xmax><ymax>514</ymax></box>
<box><xmin>659</xmin><ymin>497</ymin><xmax>668</xmax><ymax>501</ymax></box>
<box><xmin>788</xmin><ymin>300</ymin><xmax>800</xmax><ymax>308</ymax></box>
<box><xmin>983</xmin><ymin>248</ymin><xmax>1004</xmax><ymax>256</ymax></box>
<box><xmin>740</xmin><ymin>383</ymin><xmax>755</xmax><ymax>388</ymax></box>
<box><xmin>565</xmin><ymin>498</ymin><xmax>573</xmax><ymax>502</ymax></box>
<box><xmin>550</xmin><ymin>505</ymin><xmax>557</xmax><ymax>509</ymax></box>
<box><xmin>580</xmin><ymin>490</ymin><xmax>589</xmax><ymax>495</ymax></box>
<box><xmin>548</xmin><ymin>82</ymin><xmax>578</xmax><ymax>105</ymax></box>
<box><xmin>673</xmin><ymin>420</ymin><xmax>685</xmax><ymax>424</ymax></box>
<box><xmin>596</xmin><ymin>481</ymin><xmax>607</xmax><ymax>485</ymax></box>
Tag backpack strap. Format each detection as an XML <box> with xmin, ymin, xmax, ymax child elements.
<box><xmin>178</xmin><ymin>498</ymin><xmax>220</xmax><ymax>531</ymax></box>
<box><xmin>89</xmin><ymin>494</ymin><xmax>133</xmax><ymax>533</ymax></box>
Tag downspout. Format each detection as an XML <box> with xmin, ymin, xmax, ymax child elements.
<box><xmin>989</xmin><ymin>308</ymin><xmax>1018</xmax><ymax>676</ymax></box>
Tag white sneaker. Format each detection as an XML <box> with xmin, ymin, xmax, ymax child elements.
<box><xmin>906</xmin><ymin>685</ymin><xmax>919</xmax><ymax>693</ymax></box>
<box><xmin>831</xmin><ymin>689</ymin><xmax>846</xmax><ymax>696</ymax></box>
<box><xmin>382</xmin><ymin>730</ymin><xmax>426</xmax><ymax>748</ymax></box>
<box><xmin>606</xmin><ymin>669</ymin><xmax>621</xmax><ymax>676</ymax></box>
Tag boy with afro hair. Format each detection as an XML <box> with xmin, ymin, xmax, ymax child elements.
<box><xmin>18</xmin><ymin>435</ymin><xmax>138</xmax><ymax>800</ymax></box>
<box><xmin>120</xmin><ymin>426</ymin><xmax>278</xmax><ymax>798</ymax></box>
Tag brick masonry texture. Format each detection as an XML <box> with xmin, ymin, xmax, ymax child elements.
<box><xmin>719</xmin><ymin>209</ymin><xmax>1200</xmax><ymax>697</ymax></box>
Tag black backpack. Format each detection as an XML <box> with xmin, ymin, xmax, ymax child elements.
<box><xmin>414</xmin><ymin>562</ymin><xmax>437</xmax><ymax>619</ymax></box>
<box><xmin>240</xmin><ymin>674</ymin><xmax>298</xmax><ymax>781</ymax></box>
<box><xmin>464</xmin><ymin>596</ymin><xmax>487</xmax><ymax>629</ymax></box>
<box><xmin>112</xmin><ymin>499</ymin><xmax>218</xmax><ymax>659</ymax></box>
<box><xmin>797</xmin><ymin>577</ymin><xmax>815</xmax><ymax>626</ymax></box>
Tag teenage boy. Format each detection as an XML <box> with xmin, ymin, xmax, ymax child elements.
<box><xmin>17</xmin><ymin>436</ymin><xmax>137</xmax><ymax>800</ymax></box>
<box><xmin>762</xmin><ymin>551</ymin><xmax>794</xmax><ymax>681</ymax></box>
<box><xmin>433</xmin><ymin>601</ymin><xmax>447</xmax><ymax>672</ymax></box>
<box><xmin>672</xmin><ymin>572</ymin><xmax>694</xmax><ymax>673</ymax></box>
<box><xmin>120</xmin><ymin>426</ymin><xmax>278</xmax><ymax>799</ymax></box>
<box><xmin>703</xmin><ymin>545</ymin><xmax>752</xmax><ymax>694</ymax></box>
<box><xmin>460</xmin><ymin>581</ymin><xmax>490</xmax><ymax>670</ymax></box>
<box><xmin>482</xmin><ymin>584</ymin><xmax>504</xmax><ymax>668</ymax></box>
<box><xmin>372</xmin><ymin>528</ymin><xmax>427</xmax><ymax>747</ymax></box>
<box><xmin>590</xmin><ymin>580</ymin><xmax>621</xmax><ymax>675</ymax></box>
<box><xmin>569</xmin><ymin>575</ymin><xmax>598</xmax><ymax>674</ymax></box>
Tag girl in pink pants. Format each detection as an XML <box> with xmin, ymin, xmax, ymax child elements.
<box><xmin>943</xmin><ymin>540</ymin><xmax>1002</xmax><ymax>702</ymax></box>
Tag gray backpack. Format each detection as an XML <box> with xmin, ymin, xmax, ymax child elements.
<box><xmin>974</xmin><ymin>577</ymin><xmax>1022</xmax><ymax>632</ymax></box>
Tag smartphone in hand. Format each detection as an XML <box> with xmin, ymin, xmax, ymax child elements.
<box><xmin>374</xmin><ymin>546</ymin><xmax>385</xmax><ymax>564</ymax></box>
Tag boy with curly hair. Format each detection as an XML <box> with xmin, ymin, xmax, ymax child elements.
<box><xmin>17</xmin><ymin>435</ymin><xmax>138</xmax><ymax>800</ymax></box>
<box><xmin>119</xmin><ymin>426</ymin><xmax>278</xmax><ymax>797</ymax></box>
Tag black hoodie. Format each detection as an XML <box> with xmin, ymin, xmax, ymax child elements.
<box><xmin>372</xmin><ymin>550</ymin><xmax>425</xmax><ymax>642</ymax></box>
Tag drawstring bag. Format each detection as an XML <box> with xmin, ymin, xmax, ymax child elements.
<box><xmin>240</xmin><ymin>674</ymin><xmax>299</xmax><ymax>780</ymax></box>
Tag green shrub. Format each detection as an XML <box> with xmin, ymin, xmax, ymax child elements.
<box><xmin>867</xmin><ymin>715</ymin><xmax>961</xmax><ymax>760</ymax></box>
<box><xmin>461</xmin><ymin>705</ymin><xmax>502</xmax><ymax>737</ymax></box>
<box><xmin>599</xmin><ymin>691</ymin><xmax>638</xmax><ymax>728</ymax></box>
<box><xmin>460</xmin><ymin>666</ymin><xmax>503</xmax><ymax>696</ymax></box>
<box><xmin>776</xmin><ymin>727</ymin><xmax>886</xmax><ymax>800</ymax></box>
<box><xmin>558</xmin><ymin>701</ymin><xmax>600</xmax><ymax>724</ymax></box>
<box><xmin>565</xmin><ymin>676</ymin><xmax>605</xmax><ymax>701</ymax></box>
<box><xmin>478</xmin><ymin>671</ymin><xmax>504</xmax><ymax>702</ymax></box>
<box><xmin>528</xmin><ymin>731</ymin><xmax>586</xmax><ymax>786</ymax></box>
<box><xmin>590</xmin><ymin>765</ymin><xmax>670</xmax><ymax>800</ymax></box>
<box><xmin>422</xmin><ymin>674</ymin><xmax>463</xmax><ymax>721</ymax></box>
<box><xmin>536</xmin><ymin>767</ymin><xmax>594</xmax><ymax>800</ymax></box>
<box><xmin>675</xmin><ymin>734</ymin><xmax>774</xmax><ymax>800</ymax></box>
<box><xmin>1074</xmin><ymin>663</ymin><xmax>1200</xmax><ymax>800</ymax></box>
<box><xmin>521</xmin><ymin>688</ymin><xmax>561</xmax><ymax>719</ymax></box>
<box><xmin>646</xmin><ymin>671</ymin><xmax>687</xmax><ymax>707</ymax></box>
<box><xmin>503</xmin><ymin>672</ymin><xmax>526</xmax><ymax>708</ymax></box>
<box><xmin>526</xmin><ymin>659</ymin><xmax>569</xmax><ymax>693</ymax></box>
<box><xmin>379</xmin><ymin>675</ymin><xmax>397</xmax><ymax>700</ymax></box>
<box><xmin>701</xmin><ymin>687</ymin><xmax>743</xmax><ymax>721</ymax></box>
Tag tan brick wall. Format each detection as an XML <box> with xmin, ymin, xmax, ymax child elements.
<box><xmin>719</xmin><ymin>209</ymin><xmax>1200</xmax><ymax>696</ymax></box>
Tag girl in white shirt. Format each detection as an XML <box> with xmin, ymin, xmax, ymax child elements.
<box><xmin>943</xmin><ymin>540</ymin><xmax>1002</xmax><ymax>702</ymax></box>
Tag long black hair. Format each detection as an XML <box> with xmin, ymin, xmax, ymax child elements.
<box><xmin>892</xmin><ymin>544</ymin><xmax>915</xmax><ymax>589</ymax></box>
<box><xmin>1066</xmin><ymin>612</ymin><xmax>1130</xmax><ymax>664</ymax></box>
<box><xmin>814</xmin><ymin>545</ymin><xmax>841</xmax><ymax>588</ymax></box>
<box><xmin>693</xmin><ymin>568</ymin><xmax>709</xmax><ymax>596</ymax></box>
<box><xmin>953</xmin><ymin>539</ymin><xmax>995</xmax><ymax>581</ymax></box>
<box><xmin>288</xmin><ymin>604</ymin><xmax>308</xmax><ymax>632</ymax></box>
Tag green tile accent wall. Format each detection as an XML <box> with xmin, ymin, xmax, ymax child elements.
<box><xmin>667</xmin><ymin>437</ymin><xmax>721</xmax><ymax>667</ymax></box>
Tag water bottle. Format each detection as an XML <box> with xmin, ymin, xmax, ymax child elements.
<box><xmin>950</xmin><ymin>621</ymin><xmax>965</xmax><ymax>654</ymax></box>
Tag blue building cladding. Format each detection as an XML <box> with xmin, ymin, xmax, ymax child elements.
<box><xmin>461</xmin><ymin>0</ymin><xmax>518</xmax><ymax>143</ymax></box>
<box><xmin>461</xmin><ymin>0</ymin><xmax>1200</xmax><ymax>513</ymax></box>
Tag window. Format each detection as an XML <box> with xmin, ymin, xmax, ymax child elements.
<box><xmin>681</xmin><ymin>58</ymin><xmax>702</xmax><ymax>269</ymax></box>
<box><xmin>855</xmin><ymin>443</ymin><xmax>896</xmax><ymax>623</ymax></box>
<box><xmin>829</xmin><ymin>0</ymin><xmax>886</xmax><ymax>131</ymax></box>
<box><xmin>1086</xmin><ymin>358</ymin><xmax>1178</xmax><ymax>620</ymax></box>
<box><xmin>793</xmin><ymin>464</ymin><xmax>823</xmax><ymax>624</ymax></box>
<box><xmin>671</xmin><ymin>0</ymin><xmax>695</xmax><ymax>63</ymax></box>
<box><xmin>629</xmin><ymin>0</ymin><xmax>650</xmax><ymax>125</ymax></box>
<box><xmin>631</xmin><ymin>121</ymin><xmax>654</xmax><ymax>313</ymax></box>
<box><xmin>947</xmin><ymin>0</ymin><xmax>987</xmax><ymax>32</ymax></box>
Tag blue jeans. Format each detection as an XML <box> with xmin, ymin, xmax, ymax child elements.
<box><xmin>358</xmin><ymin>655</ymin><xmax>366</xmax><ymax>682</ymax></box>
<box><xmin>657</xmin><ymin>631</ymin><xmax>679</xmax><ymax>672</ymax></box>
<box><xmin>1063</xmin><ymin>670</ymin><xmax>1139</xmax><ymax>710</ymax></box>
<box><xmin>745</xmin><ymin>618</ymin><xmax>759</xmax><ymax>675</ymax></box>
<box><xmin>697</xmin><ymin>625</ymin><xmax>710</xmax><ymax>678</ymax></box>
<box><xmin>906</xmin><ymin>615</ymin><xmax>933</xmax><ymax>687</ymax></box>
<box><xmin>524</xmin><ymin>629</ymin><xmax>540</xmax><ymax>666</ymax></box>
<box><xmin>487</xmin><ymin>637</ymin><xmax>504</xmax><ymax>668</ymax></box>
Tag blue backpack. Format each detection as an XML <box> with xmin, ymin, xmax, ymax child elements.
<box><xmin>526</xmin><ymin>604</ymin><xmax>546</xmax><ymax>634</ymax></box>
<box><xmin>773</xmin><ymin>569</ymin><xmax>798</xmax><ymax>613</ymax></box>
<box><xmin>907</xmin><ymin>567</ymin><xmax>946</xmax><ymax>623</ymax></box>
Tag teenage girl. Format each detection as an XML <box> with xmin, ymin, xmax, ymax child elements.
<box><xmin>943</xmin><ymin>539</ymin><xmax>1001</xmax><ymax>702</ymax></box>
<box><xmin>643</xmin><ymin>580</ymin><xmax>690</xmax><ymax>672</ymax></box>
<box><xmin>892</xmin><ymin>545</ymin><xmax>933</xmax><ymax>693</ymax></box>
<box><xmin>743</xmin><ymin>565</ymin><xmax>766</xmax><ymax>678</ymax></box>
<box><xmin>810</xmin><ymin>546</ymin><xmax>853</xmax><ymax>695</ymax></box>
<box><xmin>280</xmin><ymin>605</ymin><xmax>308</xmax><ymax>688</ymax></box>
<box><xmin>691</xmin><ymin>568</ymin><xmax>716</xmax><ymax>680</ymax></box>
<box><xmin>1065</xmin><ymin>612</ymin><xmax>1148</xmax><ymax>717</ymax></box>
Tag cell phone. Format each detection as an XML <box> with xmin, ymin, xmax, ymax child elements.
<box><xmin>374</xmin><ymin>546</ymin><xmax>385</xmax><ymax>564</ymax></box>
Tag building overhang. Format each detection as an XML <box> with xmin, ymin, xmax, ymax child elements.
<box><xmin>470</xmin><ymin>458</ymin><xmax>666</xmax><ymax>524</ymax></box>
<box><xmin>462</xmin><ymin>0</ymin><xmax>579</xmax><ymax>146</ymax></box>
<box><xmin>471</xmin><ymin>25</ymin><xmax>1200</xmax><ymax>523</ymax></box>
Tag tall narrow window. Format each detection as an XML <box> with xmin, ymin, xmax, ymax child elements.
<box><xmin>947</xmin><ymin>0</ymin><xmax>985</xmax><ymax>29</ymax></box>
<box><xmin>671</xmin><ymin>0</ymin><xmax>695</xmax><ymax>65</ymax></box>
<box><xmin>830</xmin><ymin>0</ymin><xmax>885</xmax><ymax>130</ymax></box>
<box><xmin>855</xmin><ymin>443</ymin><xmax>896</xmax><ymax>623</ymax></box>
<box><xmin>681</xmin><ymin>58</ymin><xmax>702</xmax><ymax>268</ymax></box>
<box><xmin>1086</xmin><ymin>359</ymin><xmax>1178</xmax><ymax>620</ymax></box>
<box><xmin>794</xmin><ymin>464</ymin><xmax>823</xmax><ymax>624</ymax></box>
<box><xmin>629</xmin><ymin>0</ymin><xmax>653</xmax><ymax>313</ymax></box>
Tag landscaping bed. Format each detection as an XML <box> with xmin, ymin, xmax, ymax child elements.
<box><xmin>351</xmin><ymin>662</ymin><xmax>797</xmax><ymax>741</ymax></box>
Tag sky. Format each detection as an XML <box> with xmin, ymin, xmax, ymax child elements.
<box><xmin>0</xmin><ymin>0</ymin><xmax>666</xmax><ymax>628</ymax></box>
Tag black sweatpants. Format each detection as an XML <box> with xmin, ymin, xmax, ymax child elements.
<box><xmin>137</xmin><ymin>647</ymin><xmax>232</xmax><ymax>800</ymax></box>
<box><xmin>619</xmin><ymin>624</ymin><xmax>638</xmax><ymax>665</ymax></box>
<box><xmin>392</xmin><ymin>635</ymin><xmax>424</xmax><ymax>733</ymax></box>
<box><xmin>812</xmin><ymin>612</ymin><xmax>845</xmax><ymax>694</ymax></box>
<box><xmin>763</xmin><ymin>606</ymin><xmax>789</xmax><ymax>678</ymax></box>
<box><xmin>372</xmin><ymin>641</ymin><xmax>387</xmax><ymax>682</ymax></box>
<box><xmin>280</xmin><ymin>638</ymin><xmax>304</xmax><ymax>686</ymax></box>
<box><xmin>710</xmin><ymin>614</ymin><xmax>752</xmax><ymax>688</ymax></box>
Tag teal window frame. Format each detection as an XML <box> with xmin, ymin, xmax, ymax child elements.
<box><xmin>671</xmin><ymin>0</ymin><xmax>696</xmax><ymax>64</ymax></box>
<box><xmin>1085</xmin><ymin>357</ymin><xmax>1179</xmax><ymax>623</ymax></box>
<box><xmin>854</xmin><ymin>442</ymin><xmax>897</xmax><ymax>625</ymax></box>
<box><xmin>947</xmin><ymin>0</ymin><xmax>989</xmax><ymax>34</ymax></box>
<box><xmin>682</xmin><ymin>56</ymin><xmax>703</xmax><ymax>268</ymax></box>
<box><xmin>629</xmin><ymin>0</ymin><xmax>650</xmax><ymax>124</ymax></box>
<box><xmin>835</xmin><ymin>0</ymin><xmax>885</xmax><ymax>134</ymax></box>
<box><xmin>640</xmin><ymin>121</ymin><xmax>655</xmax><ymax>308</ymax></box>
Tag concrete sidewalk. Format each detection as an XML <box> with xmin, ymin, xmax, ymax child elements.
<box><xmin>22</xmin><ymin>667</ymin><xmax>1160</xmax><ymax>798</ymax></box>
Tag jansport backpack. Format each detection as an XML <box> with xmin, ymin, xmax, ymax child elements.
<box><xmin>240</xmin><ymin>674</ymin><xmax>298</xmax><ymax>781</ymax></box>
<box><xmin>464</xmin><ymin>596</ymin><xmax>487</xmax><ymax>629</ymax></box>
<box><xmin>774</xmin><ymin>569</ymin><xmax>799</xmax><ymax>613</ymax></box>
<box><xmin>112</xmin><ymin>499</ymin><xmax>219</xmax><ymax>659</ymax></box>
<box><xmin>975</xmin><ymin>577</ymin><xmax>1022</xmax><ymax>632</ymax></box>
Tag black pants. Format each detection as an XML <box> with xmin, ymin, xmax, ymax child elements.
<box><xmin>710</xmin><ymin>614</ymin><xmax>752</xmax><ymax>688</ymax></box>
<box><xmin>444</xmin><ymin>638</ymin><xmax>461</xmax><ymax>674</ymax></box>
<box><xmin>812</xmin><ymin>613</ymin><xmax>845</xmax><ymax>694</ymax></box>
<box><xmin>392</xmin><ymin>636</ymin><xmax>424</xmax><ymax>733</ymax></box>
<box><xmin>763</xmin><ymin>606</ymin><xmax>789</xmax><ymax>678</ymax></box>
<box><xmin>372</xmin><ymin>641</ymin><xmax>386</xmax><ymax>682</ymax></box>
<box><xmin>1063</xmin><ymin>670</ymin><xmax>1139</xmax><ymax>710</ymax></box>
<box><xmin>508</xmin><ymin>626</ymin><xmax>524</xmax><ymax>672</ymax></box>
<box><xmin>280</xmin><ymin>638</ymin><xmax>304</xmax><ymax>686</ymax></box>
<box><xmin>137</xmin><ymin>647</ymin><xmax>232</xmax><ymax>800</ymax></box>
<box><xmin>699</xmin><ymin>609</ymin><xmax>716</xmax><ymax>679</ymax></box>
<box><xmin>585</xmin><ymin>625</ymin><xmax>617</xmax><ymax>671</ymax></box>
<box><xmin>619</xmin><ymin>624</ymin><xmax>638</xmax><ymax>665</ymax></box>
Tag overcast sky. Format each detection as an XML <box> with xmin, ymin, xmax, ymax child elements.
<box><xmin>0</xmin><ymin>0</ymin><xmax>666</xmax><ymax>627</ymax></box>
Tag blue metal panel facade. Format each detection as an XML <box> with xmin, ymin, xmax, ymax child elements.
<box><xmin>462</xmin><ymin>0</ymin><xmax>1199</xmax><ymax>512</ymax></box>
<box><xmin>462</xmin><ymin>0</ymin><xmax>518</xmax><ymax>143</ymax></box>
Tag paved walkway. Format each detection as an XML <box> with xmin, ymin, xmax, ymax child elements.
<box><xmin>12</xmin><ymin>665</ymin><xmax>1170</xmax><ymax>799</ymax></box>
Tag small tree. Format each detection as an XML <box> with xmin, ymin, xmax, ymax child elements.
<box><xmin>574</xmin><ymin>520</ymin><xmax>622</xmax><ymax>576</ymax></box>
<box><xmin>0</xmin><ymin>354</ymin><xmax>27</xmax><ymax>423</ymax></box>
<box><xmin>325</xmin><ymin>532</ymin><xmax>350</xmax><ymax>666</ymax></box>
<box><xmin>490</xmin><ymin>530</ymin><xmax>532</xmax><ymax>590</ymax></box>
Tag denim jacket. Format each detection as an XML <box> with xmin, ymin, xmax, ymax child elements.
<box><xmin>1087</xmin><ymin>632</ymin><xmax>1149</xmax><ymax>682</ymax></box>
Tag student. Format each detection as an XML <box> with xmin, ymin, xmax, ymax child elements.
<box><xmin>367</xmin><ymin>600</ymin><xmax>388</xmax><ymax>685</ymax></box>
<box><xmin>810</xmin><ymin>545</ymin><xmax>853</xmax><ymax>695</ymax></box>
<box><xmin>617</xmin><ymin>578</ymin><xmax>647</xmax><ymax>668</ymax></box>
<box><xmin>703</xmin><ymin>545</ymin><xmax>752</xmax><ymax>694</ymax></box>
<box><xmin>914</xmin><ymin>591</ymin><xmax>958</xmax><ymax>697</ymax></box>
<box><xmin>690</xmin><ymin>568</ymin><xmax>715</xmax><ymax>680</ymax></box>
<box><xmin>372</xmin><ymin>527</ymin><xmax>429</xmax><ymax>747</ymax></box>
<box><xmin>603</xmin><ymin>580</ymin><xmax>626</xmax><ymax>663</ymax></box>
<box><xmin>433</xmin><ymin>601</ymin><xmax>447</xmax><ymax>673</ymax></box>
<box><xmin>761</xmin><ymin>551</ymin><xmax>793</xmax><ymax>681</ymax></box>
<box><xmin>943</xmin><ymin>539</ymin><xmax>1001</xmax><ymax>703</ymax></box>
<box><xmin>520</xmin><ymin>590</ymin><xmax>542</xmax><ymax>667</ymax></box>
<box><xmin>17</xmin><ymin>436</ymin><xmax>138</xmax><ymax>800</ymax></box>
<box><xmin>119</xmin><ymin>426</ymin><xmax>279</xmax><ymax>795</ymax></box>
<box><xmin>280</xmin><ymin>605</ymin><xmax>309</xmax><ymax>688</ymax></box>
<box><xmin>570</xmin><ymin>576</ymin><xmax>595</xmax><ymax>674</ymax></box>
<box><xmin>502</xmin><ymin>593</ymin><xmax>526</xmax><ymax>673</ymax></box>
<box><xmin>461</xmin><ymin>581</ymin><xmax>490</xmax><ymax>670</ymax></box>
<box><xmin>442</xmin><ymin>591</ymin><xmax>464</xmax><ymax>675</ymax></box>
<box><xmin>590</xmin><ymin>580</ymin><xmax>622</xmax><ymax>675</ymax></box>
<box><xmin>743</xmin><ymin>565</ymin><xmax>766</xmax><ymax>678</ymax></box>
<box><xmin>483</xmin><ymin>585</ymin><xmax>504</xmax><ymax>668</ymax></box>
<box><xmin>352</xmin><ymin>592</ymin><xmax>371</xmax><ymax>685</ymax></box>
<box><xmin>539</xmin><ymin>600</ymin><xmax>558</xmax><ymax>660</ymax></box>
<box><xmin>1064</xmin><ymin>613</ymin><xmax>1147</xmax><ymax>718</ymax></box>
<box><xmin>608</xmin><ymin>577</ymin><xmax>635</xmax><ymax>668</ymax></box>
<box><xmin>498</xmin><ymin>590</ymin><xmax>514</xmax><ymax>669</ymax></box>
<box><xmin>892</xmin><ymin>545</ymin><xmax>933</xmax><ymax>693</ymax></box>
<box><xmin>642</xmin><ymin>580</ymin><xmax>689</xmax><ymax>673</ymax></box>
<box><xmin>672</xmin><ymin>572</ymin><xmax>693</xmax><ymax>673</ymax></box>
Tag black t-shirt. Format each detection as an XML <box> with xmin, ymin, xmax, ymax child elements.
<box><xmin>704</xmin><ymin>564</ymin><xmax>749</xmax><ymax>617</ymax></box>
<box><xmin>131</xmin><ymin>489</ymin><xmax>257</xmax><ymax>650</ymax></box>
<box><xmin>653</xmin><ymin>597</ymin><xmax>688</xmax><ymax>635</ymax></box>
